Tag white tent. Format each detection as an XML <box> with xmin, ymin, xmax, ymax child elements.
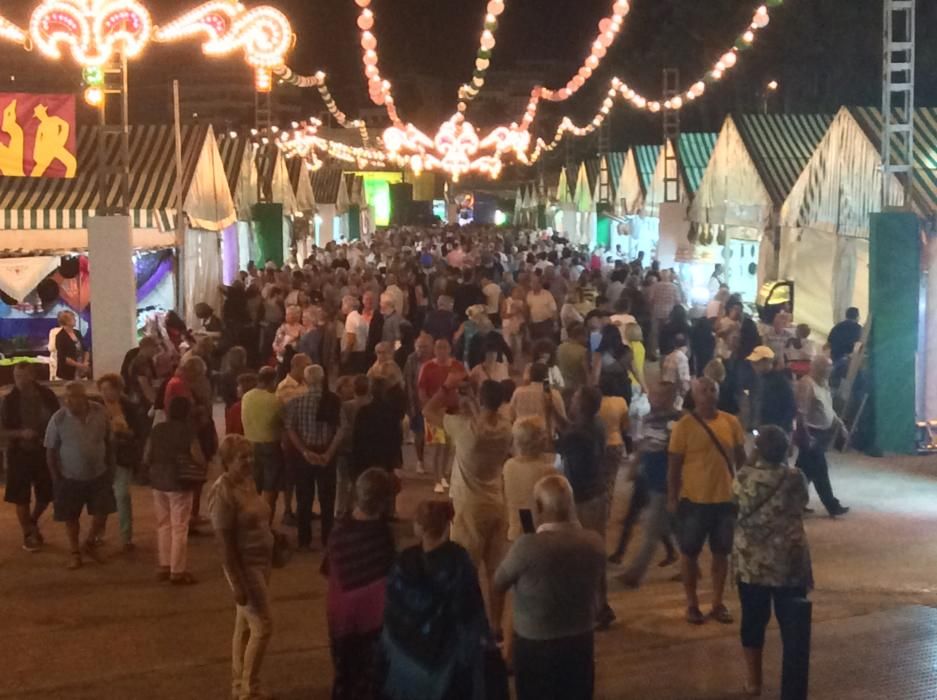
<box><xmin>690</xmin><ymin>114</ymin><xmax>832</xmax><ymax>301</ymax></box>
<box><xmin>554</xmin><ymin>166</ymin><xmax>576</xmax><ymax>236</ymax></box>
<box><xmin>573</xmin><ymin>162</ymin><xmax>597</xmax><ymax>247</ymax></box>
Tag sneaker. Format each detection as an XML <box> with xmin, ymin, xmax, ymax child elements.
<box><xmin>415</xmin><ymin>461</ymin><xmax>426</xmax><ymax>475</ymax></box>
<box><xmin>440</xmin><ymin>477</ymin><xmax>450</xmax><ymax>490</ymax></box>
<box><xmin>22</xmin><ymin>533</ymin><xmax>41</xmax><ymax>553</ymax></box>
<box><xmin>828</xmin><ymin>505</ymin><xmax>850</xmax><ymax>517</ymax></box>
<box><xmin>433</xmin><ymin>482</ymin><xmax>446</xmax><ymax>494</ymax></box>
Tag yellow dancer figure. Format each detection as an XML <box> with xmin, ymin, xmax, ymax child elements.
<box><xmin>0</xmin><ymin>100</ymin><xmax>25</xmax><ymax>177</ymax></box>
<box><xmin>31</xmin><ymin>104</ymin><xmax>77</xmax><ymax>178</ymax></box>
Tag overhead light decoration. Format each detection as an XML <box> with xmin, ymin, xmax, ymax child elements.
<box><xmin>458</xmin><ymin>0</ymin><xmax>507</xmax><ymax>105</ymax></box>
<box><xmin>0</xmin><ymin>16</ymin><xmax>28</xmax><ymax>44</ymax></box>
<box><xmin>154</xmin><ymin>1</ymin><xmax>294</xmax><ymax>92</ymax></box>
<box><xmin>29</xmin><ymin>0</ymin><xmax>153</xmax><ymax>66</ymax></box>
<box><xmin>277</xmin><ymin>119</ymin><xmax>387</xmax><ymax>171</ymax></box>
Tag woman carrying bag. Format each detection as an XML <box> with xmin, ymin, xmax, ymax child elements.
<box><xmin>145</xmin><ymin>396</ymin><xmax>206</xmax><ymax>585</ymax></box>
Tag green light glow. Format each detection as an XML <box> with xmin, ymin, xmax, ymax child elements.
<box><xmin>350</xmin><ymin>171</ymin><xmax>403</xmax><ymax>227</ymax></box>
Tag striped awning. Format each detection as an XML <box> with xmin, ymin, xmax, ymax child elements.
<box><xmin>584</xmin><ymin>158</ymin><xmax>601</xmax><ymax>194</ymax></box>
<box><xmin>311</xmin><ymin>166</ymin><xmax>345</xmax><ymax>205</ymax></box>
<box><xmin>217</xmin><ymin>133</ymin><xmax>248</xmax><ymax>196</ymax></box>
<box><xmin>733</xmin><ymin>114</ymin><xmax>833</xmax><ymax>207</ymax></box>
<box><xmin>676</xmin><ymin>132</ymin><xmax>717</xmax><ymax>195</ymax></box>
<box><xmin>605</xmin><ymin>151</ymin><xmax>626</xmax><ymax>196</ymax></box>
<box><xmin>634</xmin><ymin>145</ymin><xmax>660</xmax><ymax>195</ymax></box>
<box><xmin>849</xmin><ymin>107</ymin><xmax>937</xmax><ymax>216</ymax></box>
<box><xmin>0</xmin><ymin>124</ymin><xmax>210</xmax><ymax>232</ymax></box>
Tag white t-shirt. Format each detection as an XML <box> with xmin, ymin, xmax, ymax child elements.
<box><xmin>344</xmin><ymin>310</ymin><xmax>370</xmax><ymax>352</ymax></box>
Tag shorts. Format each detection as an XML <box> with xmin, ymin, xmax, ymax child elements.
<box><xmin>53</xmin><ymin>475</ymin><xmax>117</xmax><ymax>521</ymax></box>
<box><xmin>4</xmin><ymin>448</ymin><xmax>53</xmax><ymax>506</ymax></box>
<box><xmin>252</xmin><ymin>442</ymin><xmax>286</xmax><ymax>493</ymax></box>
<box><xmin>676</xmin><ymin>500</ymin><xmax>736</xmax><ymax>557</ymax></box>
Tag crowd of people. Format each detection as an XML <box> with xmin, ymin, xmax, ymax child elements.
<box><xmin>1</xmin><ymin>224</ymin><xmax>866</xmax><ymax>699</ymax></box>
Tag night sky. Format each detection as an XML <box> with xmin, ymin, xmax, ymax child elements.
<box><xmin>1</xmin><ymin>0</ymin><xmax>936</xmax><ymax>153</ymax></box>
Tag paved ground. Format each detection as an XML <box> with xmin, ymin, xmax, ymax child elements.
<box><xmin>2</xmin><ymin>446</ymin><xmax>937</xmax><ymax>699</ymax></box>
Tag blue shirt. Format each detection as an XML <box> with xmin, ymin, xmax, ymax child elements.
<box><xmin>44</xmin><ymin>404</ymin><xmax>110</xmax><ymax>481</ymax></box>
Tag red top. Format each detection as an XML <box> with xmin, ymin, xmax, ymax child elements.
<box><xmin>163</xmin><ymin>375</ymin><xmax>193</xmax><ymax>407</ymax></box>
<box><xmin>225</xmin><ymin>401</ymin><xmax>244</xmax><ymax>436</ymax></box>
<box><xmin>417</xmin><ymin>359</ymin><xmax>465</xmax><ymax>413</ymax></box>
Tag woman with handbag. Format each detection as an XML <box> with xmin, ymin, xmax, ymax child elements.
<box><xmin>209</xmin><ymin>434</ymin><xmax>276</xmax><ymax>700</ymax></box>
<box><xmin>732</xmin><ymin>425</ymin><xmax>812</xmax><ymax>697</ymax></box>
<box><xmin>97</xmin><ymin>374</ymin><xmax>143</xmax><ymax>552</ymax></box>
<box><xmin>145</xmin><ymin>396</ymin><xmax>205</xmax><ymax>584</ymax></box>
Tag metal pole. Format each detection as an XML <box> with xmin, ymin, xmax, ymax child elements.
<box><xmin>172</xmin><ymin>80</ymin><xmax>186</xmax><ymax>315</ymax></box>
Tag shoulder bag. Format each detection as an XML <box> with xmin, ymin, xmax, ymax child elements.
<box><xmin>688</xmin><ymin>411</ymin><xmax>736</xmax><ymax>477</ymax></box>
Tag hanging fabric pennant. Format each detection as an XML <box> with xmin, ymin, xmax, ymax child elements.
<box><xmin>52</xmin><ymin>256</ymin><xmax>91</xmax><ymax>312</ymax></box>
<box><xmin>0</xmin><ymin>256</ymin><xmax>60</xmax><ymax>302</ymax></box>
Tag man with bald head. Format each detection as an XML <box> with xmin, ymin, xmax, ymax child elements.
<box><xmin>795</xmin><ymin>355</ymin><xmax>849</xmax><ymax>517</ymax></box>
<box><xmin>286</xmin><ymin>364</ymin><xmax>342</xmax><ymax>548</ymax></box>
<box><xmin>45</xmin><ymin>382</ymin><xmax>115</xmax><ymax>569</ymax></box>
<box><xmin>668</xmin><ymin>377</ymin><xmax>747</xmax><ymax>626</ymax></box>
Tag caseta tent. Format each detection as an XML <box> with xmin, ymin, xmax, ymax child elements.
<box><xmin>616</xmin><ymin>145</ymin><xmax>659</xmax><ymax>216</ymax></box>
<box><xmin>0</xmin><ymin>124</ymin><xmax>235</xmax><ymax>324</ymax></box>
<box><xmin>553</xmin><ymin>165</ymin><xmax>577</xmax><ymax>238</ymax></box>
<box><xmin>690</xmin><ymin>114</ymin><xmax>832</xmax><ymax>301</ymax></box>
<box><xmin>310</xmin><ymin>166</ymin><xmax>350</xmax><ymax>245</ymax></box>
<box><xmin>779</xmin><ymin>106</ymin><xmax>937</xmax><ymax>338</ymax></box>
<box><xmin>571</xmin><ymin>162</ymin><xmax>597</xmax><ymax>247</ymax></box>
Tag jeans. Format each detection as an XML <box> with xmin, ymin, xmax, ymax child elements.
<box><xmin>514</xmin><ymin>632</ymin><xmax>594</xmax><ymax>700</ymax></box>
<box><xmin>619</xmin><ymin>491</ymin><xmax>673</xmax><ymax>583</ymax></box>
<box><xmin>796</xmin><ymin>430</ymin><xmax>841</xmax><ymax>514</ymax></box>
<box><xmin>295</xmin><ymin>458</ymin><xmax>337</xmax><ymax>547</ymax></box>
<box><xmin>112</xmin><ymin>465</ymin><xmax>134</xmax><ymax>544</ymax></box>
<box><xmin>232</xmin><ymin>566</ymin><xmax>273</xmax><ymax>700</ymax></box>
<box><xmin>152</xmin><ymin>489</ymin><xmax>193</xmax><ymax>574</ymax></box>
<box><xmin>738</xmin><ymin>581</ymin><xmax>808</xmax><ymax>649</ymax></box>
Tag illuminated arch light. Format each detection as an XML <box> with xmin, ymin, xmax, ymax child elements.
<box><xmin>155</xmin><ymin>2</ymin><xmax>294</xmax><ymax>92</ymax></box>
<box><xmin>30</xmin><ymin>0</ymin><xmax>152</xmax><ymax>66</ymax></box>
<box><xmin>0</xmin><ymin>16</ymin><xmax>27</xmax><ymax>44</ymax></box>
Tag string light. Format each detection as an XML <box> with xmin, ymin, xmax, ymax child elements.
<box><xmin>277</xmin><ymin>119</ymin><xmax>388</xmax><ymax>171</ymax></box>
<box><xmin>351</xmin><ymin>0</ymin><xmax>403</xmax><ymax>127</ymax></box>
<box><xmin>29</xmin><ymin>0</ymin><xmax>152</xmax><ymax>66</ymax></box>
<box><xmin>155</xmin><ymin>2</ymin><xmax>294</xmax><ymax>92</ymax></box>
<box><xmin>458</xmin><ymin>0</ymin><xmax>507</xmax><ymax>104</ymax></box>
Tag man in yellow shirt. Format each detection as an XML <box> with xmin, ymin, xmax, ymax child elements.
<box><xmin>241</xmin><ymin>367</ymin><xmax>283</xmax><ymax>523</ymax></box>
<box><xmin>668</xmin><ymin>377</ymin><xmax>746</xmax><ymax>626</ymax></box>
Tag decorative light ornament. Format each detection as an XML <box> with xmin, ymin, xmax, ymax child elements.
<box><xmin>84</xmin><ymin>85</ymin><xmax>105</xmax><ymax>106</ymax></box>
<box><xmin>155</xmin><ymin>2</ymin><xmax>294</xmax><ymax>92</ymax></box>
<box><xmin>0</xmin><ymin>15</ymin><xmax>27</xmax><ymax>44</ymax></box>
<box><xmin>30</xmin><ymin>0</ymin><xmax>153</xmax><ymax>66</ymax></box>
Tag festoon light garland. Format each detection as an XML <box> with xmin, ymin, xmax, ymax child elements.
<box><xmin>276</xmin><ymin>119</ymin><xmax>388</xmax><ymax>171</ymax></box>
<box><xmin>353</xmin><ymin>0</ymin><xmax>403</xmax><ymax>127</ymax></box>
<box><xmin>0</xmin><ymin>0</ymin><xmax>294</xmax><ymax>92</ymax></box>
<box><xmin>457</xmin><ymin>0</ymin><xmax>506</xmax><ymax>108</ymax></box>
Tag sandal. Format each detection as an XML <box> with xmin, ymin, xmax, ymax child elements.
<box><xmin>155</xmin><ymin>568</ymin><xmax>171</xmax><ymax>582</ymax></box>
<box><xmin>67</xmin><ymin>553</ymin><xmax>83</xmax><ymax>570</ymax></box>
<box><xmin>170</xmin><ymin>572</ymin><xmax>198</xmax><ymax>585</ymax></box>
<box><xmin>685</xmin><ymin>606</ymin><xmax>706</xmax><ymax>625</ymax></box>
<box><xmin>81</xmin><ymin>540</ymin><xmax>103</xmax><ymax>563</ymax></box>
<box><xmin>710</xmin><ymin>604</ymin><xmax>734</xmax><ymax>624</ymax></box>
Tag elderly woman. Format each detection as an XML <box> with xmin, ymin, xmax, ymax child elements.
<box><xmin>368</xmin><ymin>341</ymin><xmax>405</xmax><ymax>388</ymax></box>
<box><xmin>502</xmin><ymin>418</ymin><xmax>557</xmax><ymax>542</ymax></box>
<box><xmin>325</xmin><ymin>469</ymin><xmax>397</xmax><ymax>700</ymax></box>
<box><xmin>146</xmin><ymin>396</ymin><xmax>205</xmax><ymax>584</ymax></box>
<box><xmin>380</xmin><ymin>500</ymin><xmax>491</xmax><ymax>700</ymax></box>
<box><xmin>209</xmin><ymin>434</ymin><xmax>275</xmax><ymax>700</ymax></box>
<box><xmin>272</xmin><ymin>305</ymin><xmax>304</xmax><ymax>366</ymax></box>
<box><xmin>96</xmin><ymin>374</ymin><xmax>142</xmax><ymax>551</ymax></box>
<box><xmin>733</xmin><ymin>425</ymin><xmax>812</xmax><ymax>697</ymax></box>
<box><xmin>54</xmin><ymin>310</ymin><xmax>89</xmax><ymax>380</ymax></box>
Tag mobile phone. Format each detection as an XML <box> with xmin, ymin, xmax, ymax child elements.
<box><xmin>519</xmin><ymin>508</ymin><xmax>535</xmax><ymax>534</ymax></box>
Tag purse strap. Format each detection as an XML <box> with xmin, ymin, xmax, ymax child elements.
<box><xmin>738</xmin><ymin>473</ymin><xmax>787</xmax><ymax>523</ymax></box>
<box><xmin>688</xmin><ymin>411</ymin><xmax>735</xmax><ymax>478</ymax></box>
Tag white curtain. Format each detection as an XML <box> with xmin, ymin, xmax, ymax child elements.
<box><xmin>0</xmin><ymin>256</ymin><xmax>60</xmax><ymax>302</ymax></box>
<box><xmin>184</xmin><ymin>228</ymin><xmax>221</xmax><ymax>327</ymax></box>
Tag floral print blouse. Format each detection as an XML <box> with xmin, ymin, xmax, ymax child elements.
<box><xmin>732</xmin><ymin>462</ymin><xmax>813</xmax><ymax>588</ymax></box>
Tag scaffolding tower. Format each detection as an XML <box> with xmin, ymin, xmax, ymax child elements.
<box><xmin>662</xmin><ymin>68</ymin><xmax>681</xmax><ymax>203</ymax></box>
<box><xmin>881</xmin><ymin>0</ymin><xmax>915</xmax><ymax>209</ymax></box>
<box><xmin>96</xmin><ymin>53</ymin><xmax>131</xmax><ymax>216</ymax></box>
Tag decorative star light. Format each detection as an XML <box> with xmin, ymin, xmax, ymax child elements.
<box><xmin>29</xmin><ymin>0</ymin><xmax>152</xmax><ymax>66</ymax></box>
<box><xmin>155</xmin><ymin>2</ymin><xmax>294</xmax><ymax>91</ymax></box>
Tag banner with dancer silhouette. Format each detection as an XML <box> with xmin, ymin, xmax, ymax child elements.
<box><xmin>0</xmin><ymin>93</ymin><xmax>77</xmax><ymax>179</ymax></box>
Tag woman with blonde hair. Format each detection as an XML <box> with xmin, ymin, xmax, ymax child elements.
<box><xmin>272</xmin><ymin>305</ymin><xmax>304</xmax><ymax>365</ymax></box>
<box><xmin>503</xmin><ymin>418</ymin><xmax>557</xmax><ymax>542</ymax></box>
<box><xmin>209</xmin><ymin>434</ymin><xmax>275</xmax><ymax>700</ymax></box>
<box><xmin>54</xmin><ymin>310</ymin><xmax>89</xmax><ymax>380</ymax></box>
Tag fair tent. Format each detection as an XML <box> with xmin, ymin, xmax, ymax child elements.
<box><xmin>644</xmin><ymin>133</ymin><xmax>717</xmax><ymax>219</ymax></box>
<box><xmin>573</xmin><ymin>162</ymin><xmax>597</xmax><ymax>247</ymax></box>
<box><xmin>616</xmin><ymin>145</ymin><xmax>660</xmax><ymax>216</ymax></box>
